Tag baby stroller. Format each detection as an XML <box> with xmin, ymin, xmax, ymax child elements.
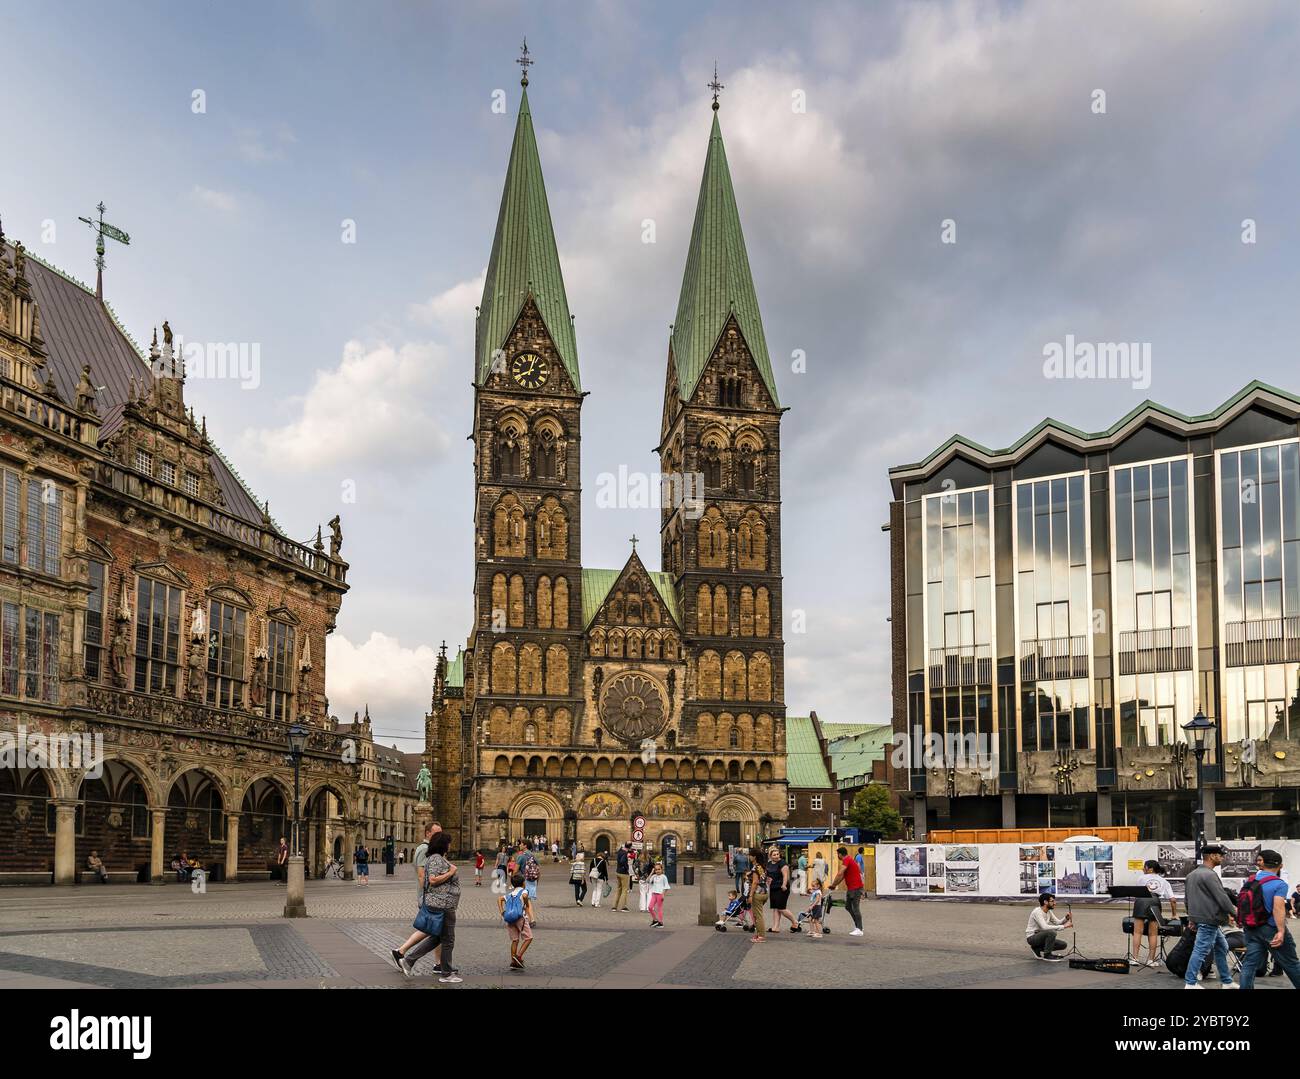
<box><xmin>715</xmin><ymin>893</ymin><xmax>747</xmax><ymax>932</ymax></box>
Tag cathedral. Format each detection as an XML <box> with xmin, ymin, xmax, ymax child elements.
<box><xmin>427</xmin><ymin>62</ymin><xmax>790</xmax><ymax>859</ymax></box>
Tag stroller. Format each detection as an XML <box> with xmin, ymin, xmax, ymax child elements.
<box><xmin>715</xmin><ymin>893</ymin><xmax>747</xmax><ymax>932</ymax></box>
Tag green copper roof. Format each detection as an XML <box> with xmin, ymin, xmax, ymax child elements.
<box><xmin>827</xmin><ymin>725</ymin><xmax>894</xmax><ymax>782</ymax></box>
<box><xmin>785</xmin><ymin>716</ymin><xmax>832</xmax><ymax>789</ymax></box>
<box><xmin>446</xmin><ymin>648</ymin><xmax>465</xmax><ymax>689</ymax></box>
<box><xmin>581</xmin><ymin>567</ymin><xmax>681</xmax><ymax>629</ymax></box>
<box><xmin>476</xmin><ymin>86</ymin><xmax>580</xmax><ymax>391</ymax></box>
<box><xmin>890</xmin><ymin>380</ymin><xmax>1300</xmax><ymax>478</ymax></box>
<box><xmin>671</xmin><ymin>111</ymin><xmax>779</xmax><ymax>407</ymax></box>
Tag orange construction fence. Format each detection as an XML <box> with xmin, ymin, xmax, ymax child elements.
<box><xmin>924</xmin><ymin>827</ymin><xmax>1139</xmax><ymax>844</ymax></box>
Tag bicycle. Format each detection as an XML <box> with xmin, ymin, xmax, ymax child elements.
<box><xmin>322</xmin><ymin>857</ymin><xmax>347</xmax><ymax>880</ymax></box>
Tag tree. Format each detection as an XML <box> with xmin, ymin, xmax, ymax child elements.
<box><xmin>844</xmin><ymin>785</ymin><xmax>902</xmax><ymax>838</ymax></box>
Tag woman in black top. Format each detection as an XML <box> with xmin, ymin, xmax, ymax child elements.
<box><xmin>766</xmin><ymin>847</ymin><xmax>799</xmax><ymax>932</ymax></box>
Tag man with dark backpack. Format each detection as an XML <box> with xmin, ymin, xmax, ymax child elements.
<box><xmin>1239</xmin><ymin>849</ymin><xmax>1300</xmax><ymax>989</ymax></box>
<box><xmin>1181</xmin><ymin>845</ymin><xmax>1238</xmax><ymax>989</ymax></box>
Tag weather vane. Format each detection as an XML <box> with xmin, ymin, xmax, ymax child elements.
<box><xmin>709</xmin><ymin>62</ymin><xmax>724</xmax><ymax>110</ymax></box>
<box><xmin>77</xmin><ymin>201</ymin><xmax>130</xmax><ymax>302</ymax></box>
<box><xmin>517</xmin><ymin>38</ymin><xmax>533</xmax><ymax>86</ymax></box>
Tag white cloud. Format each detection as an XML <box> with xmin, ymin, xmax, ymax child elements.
<box><xmin>240</xmin><ymin>339</ymin><xmax>451</xmax><ymax>470</ymax></box>
<box><xmin>191</xmin><ymin>185</ymin><xmax>239</xmax><ymax>215</ymax></box>
<box><xmin>326</xmin><ymin>631</ymin><xmax>438</xmax><ymax>748</ymax></box>
<box><xmin>409</xmin><ymin>272</ymin><xmax>484</xmax><ymax>334</ymax></box>
<box><xmin>235</xmin><ymin>123</ymin><xmax>297</xmax><ymax>163</ymax></box>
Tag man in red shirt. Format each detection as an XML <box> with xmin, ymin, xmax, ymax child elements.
<box><xmin>828</xmin><ymin>845</ymin><xmax>864</xmax><ymax>936</ymax></box>
<box><xmin>474</xmin><ymin>850</ymin><xmax>485</xmax><ymax>886</ymax></box>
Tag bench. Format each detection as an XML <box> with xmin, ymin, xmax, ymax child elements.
<box><xmin>0</xmin><ymin>871</ymin><xmax>53</xmax><ymax>886</ymax></box>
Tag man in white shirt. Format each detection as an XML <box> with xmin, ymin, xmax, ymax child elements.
<box><xmin>1131</xmin><ymin>860</ymin><xmax>1178</xmax><ymax>968</ymax></box>
<box><xmin>1026</xmin><ymin>893</ymin><xmax>1073</xmax><ymax>961</ymax></box>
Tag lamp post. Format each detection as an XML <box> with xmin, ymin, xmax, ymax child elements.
<box><xmin>1182</xmin><ymin>710</ymin><xmax>1215</xmax><ymax>861</ymax></box>
<box><xmin>284</xmin><ymin>723</ymin><xmax>309</xmax><ymax>918</ymax></box>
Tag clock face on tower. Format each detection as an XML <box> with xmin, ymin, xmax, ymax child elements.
<box><xmin>510</xmin><ymin>351</ymin><xmax>550</xmax><ymax>390</ymax></box>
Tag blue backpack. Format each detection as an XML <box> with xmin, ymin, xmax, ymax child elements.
<box><xmin>502</xmin><ymin>887</ymin><xmax>525</xmax><ymax>926</ymax></box>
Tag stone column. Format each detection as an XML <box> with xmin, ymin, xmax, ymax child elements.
<box><xmin>696</xmin><ymin>864</ymin><xmax>717</xmax><ymax>926</ymax></box>
<box><xmin>1095</xmin><ymin>790</ymin><xmax>1112</xmax><ymax>829</ymax></box>
<box><xmin>224</xmin><ymin>812</ymin><xmax>240</xmax><ymax>882</ymax></box>
<box><xmin>341</xmin><ymin>818</ymin><xmax>356</xmax><ymax>880</ymax></box>
<box><xmin>283</xmin><ymin>855</ymin><xmax>306</xmax><ymax>917</ymax></box>
<box><xmin>53</xmin><ymin>801</ymin><xmax>78</xmax><ymax>885</ymax></box>
<box><xmin>150</xmin><ymin>808</ymin><xmax>168</xmax><ymax>884</ymax></box>
<box><xmin>1001</xmin><ymin>791</ymin><xmax>1017</xmax><ymax>829</ymax></box>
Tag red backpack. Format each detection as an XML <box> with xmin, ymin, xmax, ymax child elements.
<box><xmin>1236</xmin><ymin>873</ymin><xmax>1281</xmax><ymax>928</ymax></box>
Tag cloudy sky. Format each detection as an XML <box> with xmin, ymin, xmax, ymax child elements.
<box><xmin>4</xmin><ymin>1</ymin><xmax>1300</xmax><ymax>751</ymax></box>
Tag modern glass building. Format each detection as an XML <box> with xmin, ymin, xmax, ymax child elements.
<box><xmin>888</xmin><ymin>382</ymin><xmax>1300</xmax><ymax>840</ymax></box>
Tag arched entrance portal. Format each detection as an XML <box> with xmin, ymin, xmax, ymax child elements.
<box><xmin>0</xmin><ymin>767</ymin><xmax>55</xmax><ymax>880</ymax></box>
<box><xmin>709</xmin><ymin>794</ymin><xmax>760</xmax><ymax>858</ymax></box>
<box><xmin>304</xmin><ymin>783</ymin><xmax>351</xmax><ymax>879</ymax></box>
<box><xmin>79</xmin><ymin>760</ymin><xmax>155</xmax><ymax>883</ymax></box>
<box><xmin>239</xmin><ymin>777</ymin><xmax>289</xmax><ymax>881</ymax></box>
<box><xmin>166</xmin><ymin>769</ymin><xmax>227</xmax><ymax>879</ymax></box>
<box><xmin>506</xmin><ymin>791</ymin><xmax>564</xmax><ymax>850</ymax></box>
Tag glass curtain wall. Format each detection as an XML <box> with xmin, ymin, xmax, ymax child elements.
<box><xmin>1015</xmin><ymin>474</ymin><xmax>1090</xmax><ymax>751</ymax></box>
<box><xmin>924</xmin><ymin>488</ymin><xmax>994</xmax><ymax>749</ymax></box>
<box><xmin>1219</xmin><ymin>441</ymin><xmax>1300</xmax><ymax>742</ymax></box>
<box><xmin>1112</xmin><ymin>458</ymin><xmax>1195</xmax><ymax>747</ymax></box>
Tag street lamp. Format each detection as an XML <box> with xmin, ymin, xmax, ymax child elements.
<box><xmin>287</xmin><ymin>723</ymin><xmax>308</xmax><ymax>855</ymax></box>
<box><xmin>284</xmin><ymin>723</ymin><xmax>309</xmax><ymax>918</ymax></box>
<box><xmin>1182</xmin><ymin>710</ymin><xmax>1216</xmax><ymax>860</ymax></box>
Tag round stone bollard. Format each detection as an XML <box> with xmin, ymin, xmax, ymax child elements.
<box><xmin>283</xmin><ymin>855</ymin><xmax>307</xmax><ymax>918</ymax></box>
<box><xmin>696</xmin><ymin>864</ymin><xmax>717</xmax><ymax>926</ymax></box>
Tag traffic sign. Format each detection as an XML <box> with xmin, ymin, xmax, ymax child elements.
<box><xmin>632</xmin><ymin>814</ymin><xmax>646</xmax><ymax>830</ymax></box>
<box><xmin>632</xmin><ymin>828</ymin><xmax>644</xmax><ymax>842</ymax></box>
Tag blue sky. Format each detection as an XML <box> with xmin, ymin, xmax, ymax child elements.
<box><xmin>5</xmin><ymin>1</ymin><xmax>1300</xmax><ymax>751</ymax></box>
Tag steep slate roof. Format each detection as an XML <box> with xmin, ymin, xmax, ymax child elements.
<box><xmin>580</xmin><ymin>566</ymin><xmax>681</xmax><ymax>629</ymax></box>
<box><xmin>785</xmin><ymin>715</ymin><xmax>832</xmax><ymax>789</ymax></box>
<box><xmin>670</xmin><ymin>110</ymin><xmax>779</xmax><ymax>407</ymax></box>
<box><xmin>13</xmin><ymin>245</ymin><xmax>270</xmax><ymax>529</ymax></box>
<box><xmin>475</xmin><ymin>86</ymin><xmax>580</xmax><ymax>391</ymax></box>
<box><xmin>890</xmin><ymin>380</ymin><xmax>1300</xmax><ymax>482</ymax></box>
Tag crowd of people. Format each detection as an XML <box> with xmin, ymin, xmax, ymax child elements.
<box><xmin>717</xmin><ymin>844</ymin><xmax>866</xmax><ymax>942</ymax></box>
<box><xmin>1024</xmin><ymin>844</ymin><xmax>1300</xmax><ymax>989</ymax></box>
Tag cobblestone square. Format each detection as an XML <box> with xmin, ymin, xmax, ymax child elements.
<box><xmin>0</xmin><ymin>865</ymin><xmax>1288</xmax><ymax>991</ymax></box>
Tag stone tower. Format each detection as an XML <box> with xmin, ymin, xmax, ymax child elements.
<box><xmin>657</xmin><ymin>100</ymin><xmax>788</xmax><ymax>817</ymax></box>
<box><xmin>469</xmin><ymin>72</ymin><xmax>585</xmax><ymax>782</ymax></box>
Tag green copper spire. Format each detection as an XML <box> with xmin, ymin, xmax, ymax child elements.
<box><xmin>670</xmin><ymin>104</ymin><xmax>779</xmax><ymax>407</ymax></box>
<box><xmin>476</xmin><ymin>64</ymin><xmax>580</xmax><ymax>391</ymax></box>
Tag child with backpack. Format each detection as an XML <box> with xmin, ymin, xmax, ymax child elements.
<box><xmin>499</xmin><ymin>872</ymin><xmax>535</xmax><ymax>970</ymax></box>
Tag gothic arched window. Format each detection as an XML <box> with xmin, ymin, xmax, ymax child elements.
<box><xmin>535</xmin><ymin>428</ymin><xmax>557</xmax><ymax>480</ymax></box>
<box><xmin>496</xmin><ymin>423</ymin><xmax>523</xmax><ymax>479</ymax></box>
<box><xmin>703</xmin><ymin>440</ymin><xmax>722</xmax><ymax>488</ymax></box>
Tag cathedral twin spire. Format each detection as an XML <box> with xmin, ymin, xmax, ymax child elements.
<box><xmin>478</xmin><ymin>54</ymin><xmax>777</xmax><ymax>406</ymax></box>
<box><xmin>476</xmin><ymin>66</ymin><xmax>580</xmax><ymax>392</ymax></box>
